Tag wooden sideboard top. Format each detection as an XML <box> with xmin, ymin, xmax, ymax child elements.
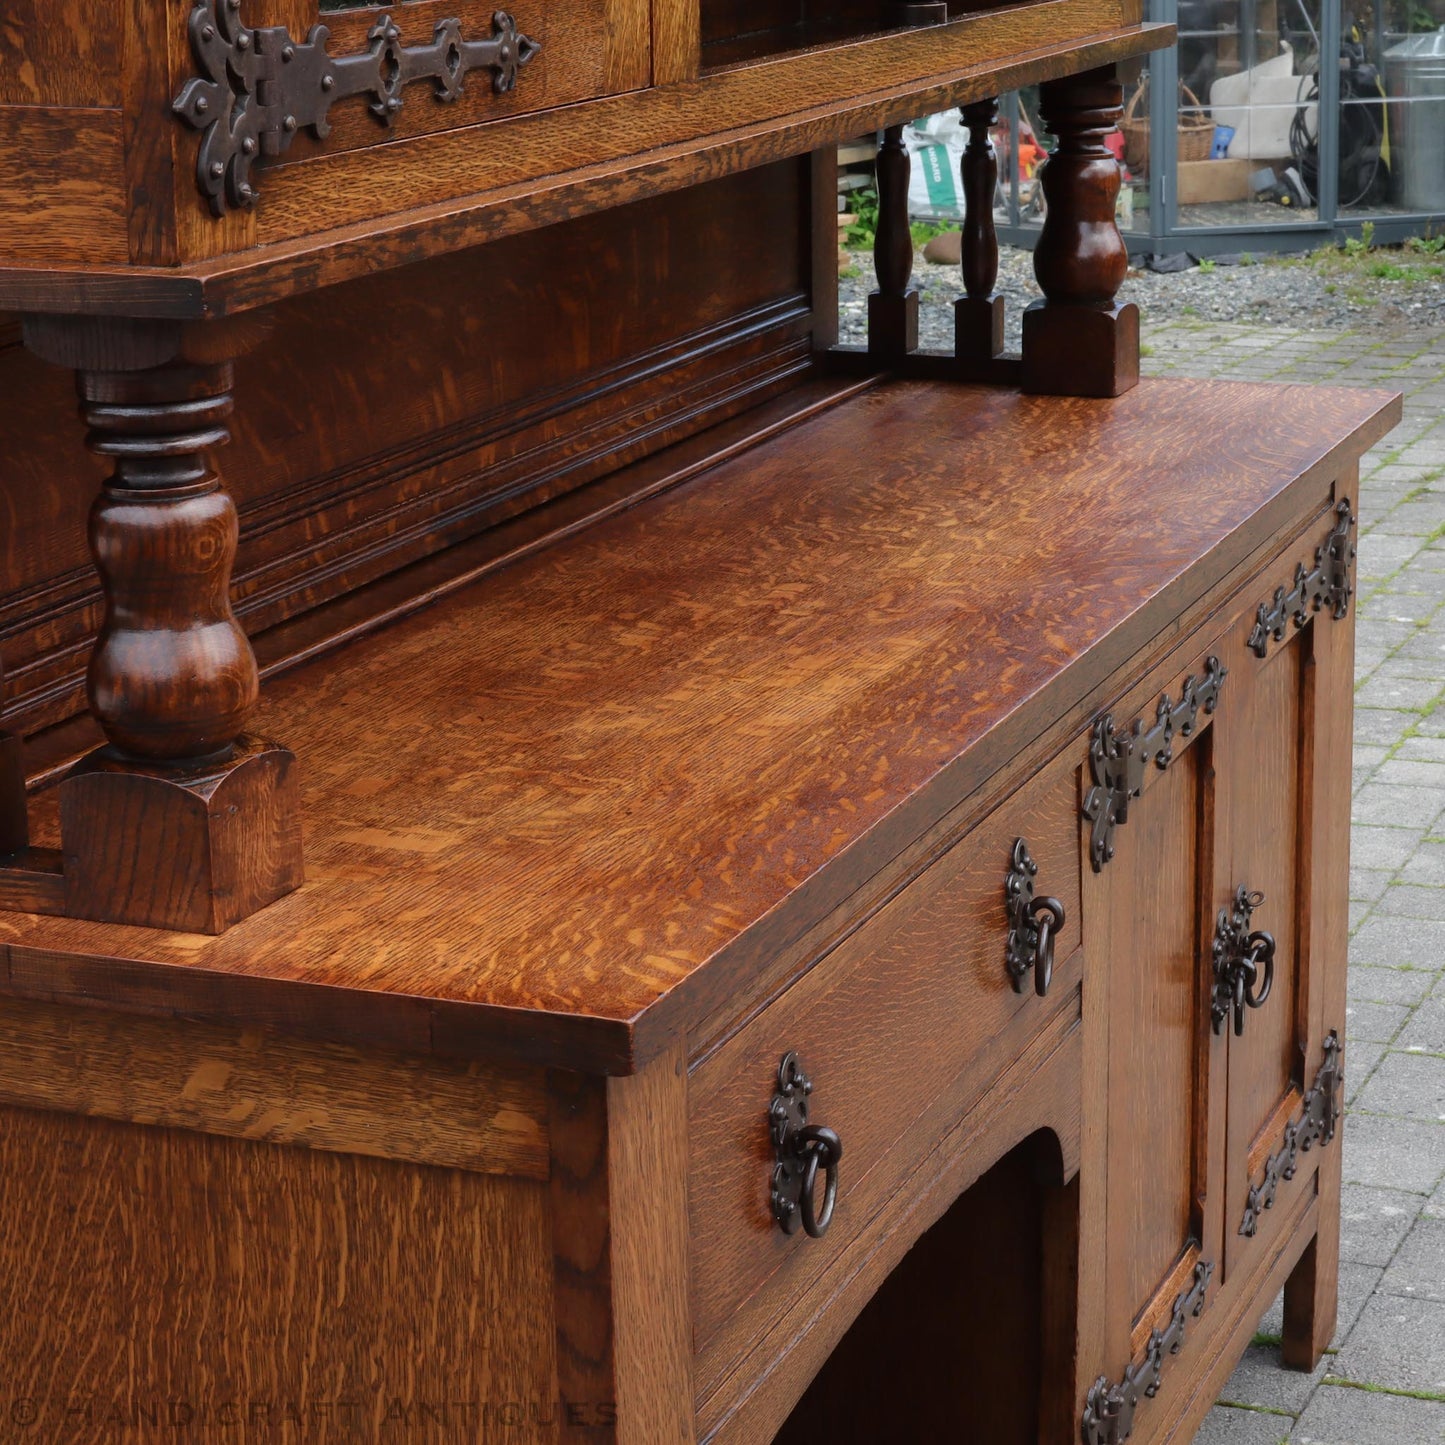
<box><xmin>0</xmin><ymin>378</ymin><xmax>1399</xmax><ymax>1072</ymax></box>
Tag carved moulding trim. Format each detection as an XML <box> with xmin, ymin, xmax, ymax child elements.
<box><xmin>1081</xmin><ymin>1259</ymin><xmax>1214</xmax><ymax>1445</ymax></box>
<box><xmin>173</xmin><ymin>0</ymin><xmax>541</xmax><ymax>214</ymax></box>
<box><xmin>1239</xmin><ymin>1032</ymin><xmax>1342</xmax><ymax>1238</ymax></box>
<box><xmin>1248</xmin><ymin>500</ymin><xmax>1356</xmax><ymax>658</ymax></box>
<box><xmin>1081</xmin><ymin>657</ymin><xmax>1227</xmax><ymax>872</ymax></box>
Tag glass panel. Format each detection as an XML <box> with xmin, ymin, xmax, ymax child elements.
<box><xmin>1161</xmin><ymin>0</ymin><xmax>1324</xmax><ymax>228</ymax></box>
<box><xmin>1342</xmin><ymin>0</ymin><xmax>1445</xmax><ymax>215</ymax></box>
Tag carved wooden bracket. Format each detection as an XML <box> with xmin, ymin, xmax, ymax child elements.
<box><xmin>1239</xmin><ymin>1033</ymin><xmax>1342</xmax><ymax>1237</ymax></box>
<box><xmin>174</xmin><ymin>0</ymin><xmax>541</xmax><ymax>214</ymax></box>
<box><xmin>1082</xmin><ymin>1259</ymin><xmax>1214</xmax><ymax>1445</ymax></box>
<box><xmin>1082</xmin><ymin>658</ymin><xmax>1227</xmax><ymax>872</ymax></box>
<box><xmin>1248</xmin><ymin>500</ymin><xmax>1355</xmax><ymax>658</ymax></box>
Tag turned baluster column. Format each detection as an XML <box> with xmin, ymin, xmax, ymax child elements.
<box><xmin>867</xmin><ymin>125</ymin><xmax>919</xmax><ymax>362</ymax></box>
<box><xmin>1019</xmin><ymin>66</ymin><xmax>1140</xmax><ymax>398</ymax></box>
<box><xmin>80</xmin><ymin>361</ymin><xmax>257</xmax><ymax>762</ymax></box>
<box><xmin>17</xmin><ymin>317</ymin><xmax>303</xmax><ymax>933</ymax></box>
<box><xmin>954</xmin><ymin>97</ymin><xmax>1006</xmax><ymax>369</ymax></box>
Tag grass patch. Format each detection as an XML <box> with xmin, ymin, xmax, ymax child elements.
<box><xmin>1323</xmin><ymin>1376</ymin><xmax>1445</xmax><ymax>1404</ymax></box>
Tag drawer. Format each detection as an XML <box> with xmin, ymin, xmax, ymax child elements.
<box><xmin>688</xmin><ymin>747</ymin><xmax>1083</xmax><ymax>1419</ymax></box>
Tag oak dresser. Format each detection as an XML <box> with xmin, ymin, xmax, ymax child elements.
<box><xmin>0</xmin><ymin>0</ymin><xmax>1401</xmax><ymax>1440</ymax></box>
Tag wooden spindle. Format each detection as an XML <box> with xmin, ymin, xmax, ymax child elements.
<box><xmin>868</xmin><ymin>125</ymin><xmax>919</xmax><ymax>361</ymax></box>
<box><xmin>954</xmin><ymin>97</ymin><xmax>1005</xmax><ymax>366</ymax></box>
<box><xmin>1020</xmin><ymin>66</ymin><xmax>1139</xmax><ymax>397</ymax></box>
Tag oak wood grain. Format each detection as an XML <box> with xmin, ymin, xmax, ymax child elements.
<box><xmin>689</xmin><ymin>748</ymin><xmax>1081</xmax><ymax>1402</ymax></box>
<box><xmin>0</xmin><ymin>1105</ymin><xmax>558</xmax><ymax>1442</ymax></box>
<box><xmin>0</xmin><ymin>995</ymin><xmax>549</xmax><ymax>1177</ymax></box>
<box><xmin>0</xmin><ymin>108</ymin><xmax>129</xmax><ymax>266</ymax></box>
<box><xmin>0</xmin><ymin>379</ymin><xmax>1399</xmax><ymax>1074</ymax></box>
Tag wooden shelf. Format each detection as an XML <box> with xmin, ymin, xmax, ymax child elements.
<box><xmin>0</xmin><ymin>7</ymin><xmax>1173</xmax><ymax>318</ymax></box>
<box><xmin>0</xmin><ymin>377</ymin><xmax>1397</xmax><ymax>1072</ymax></box>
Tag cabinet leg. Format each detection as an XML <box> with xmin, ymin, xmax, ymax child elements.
<box><xmin>14</xmin><ymin>318</ymin><xmax>303</xmax><ymax>934</ymax></box>
<box><xmin>1020</xmin><ymin>66</ymin><xmax>1139</xmax><ymax>398</ymax></box>
<box><xmin>1281</xmin><ymin>1152</ymin><xmax>1341</xmax><ymax>1369</ymax></box>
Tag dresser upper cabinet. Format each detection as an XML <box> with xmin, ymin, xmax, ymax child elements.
<box><xmin>0</xmin><ymin>0</ymin><xmax>1159</xmax><ymax>284</ymax></box>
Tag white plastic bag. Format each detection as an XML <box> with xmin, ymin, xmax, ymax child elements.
<box><xmin>904</xmin><ymin>113</ymin><xmax>967</xmax><ymax>219</ymax></box>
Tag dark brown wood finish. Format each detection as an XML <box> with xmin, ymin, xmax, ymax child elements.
<box><xmin>954</xmin><ymin>95</ymin><xmax>1007</xmax><ymax>366</ymax></box>
<box><xmin>0</xmin><ymin>379</ymin><xmax>1399</xmax><ymax>1071</ymax></box>
<box><xmin>1021</xmin><ymin>65</ymin><xmax>1140</xmax><ymax>397</ymax></box>
<box><xmin>867</xmin><ymin>124</ymin><xmax>919</xmax><ymax>359</ymax></box>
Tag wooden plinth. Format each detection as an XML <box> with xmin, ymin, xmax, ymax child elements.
<box><xmin>59</xmin><ymin>737</ymin><xmax>303</xmax><ymax>934</ymax></box>
<box><xmin>1021</xmin><ymin>300</ymin><xmax>1139</xmax><ymax>397</ymax></box>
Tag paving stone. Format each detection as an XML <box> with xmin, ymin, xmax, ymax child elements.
<box><xmin>1394</xmin><ymin>737</ymin><xmax>1445</xmax><ymax>763</ymax></box>
<box><xmin>1352</xmin><ymin>711</ymin><xmax>1422</xmax><ymax>747</ymax></box>
<box><xmin>1339</xmin><ymin>1182</ymin><xmax>1423</xmax><ymax>1266</ymax></box>
<box><xmin>1399</xmin><ymin>842</ymin><xmax>1445</xmax><ymax>888</ymax></box>
<box><xmin>1347</xmin><ymin>1042</ymin><xmax>1387</xmax><ymax>1104</ymax></box>
<box><xmin>1342</xmin><ymin>1111</ymin><xmax>1445</xmax><ymax>1193</ymax></box>
<box><xmin>1375</xmin><ymin>760</ymin><xmax>1445</xmax><ymax>789</ymax></box>
<box><xmin>1220</xmin><ymin>1341</ymin><xmax>1330</xmax><ymax>1413</ymax></box>
<box><xmin>1373</xmin><ymin>884</ymin><xmax>1445</xmax><ymax>922</ymax></box>
<box><xmin>1379</xmin><ymin>1215</ymin><xmax>1445</xmax><ymax>1303</ymax></box>
<box><xmin>1329</xmin><ymin>1293</ymin><xmax>1445</xmax><ymax>1392</ymax></box>
<box><xmin>1352</xmin><ymin>826</ymin><xmax>1428</xmax><ymax>871</ymax></box>
<box><xmin>1352</xmin><ymin>783</ymin><xmax>1445</xmax><ymax>830</ymax></box>
<box><xmin>1294</xmin><ymin>1384</ymin><xmax>1445</xmax><ymax>1444</ymax></box>
<box><xmin>1192</xmin><ymin>1404</ymin><xmax>1294</xmax><ymax>1444</ymax></box>
<box><xmin>1346</xmin><ymin>963</ymin><xmax>1438</xmax><ymax>1006</ymax></box>
<box><xmin>1345</xmin><ymin>999</ymin><xmax>1411</xmax><ymax>1044</ymax></box>
<box><xmin>1351</xmin><ymin>1051</ymin><xmax>1445</xmax><ymax>1122</ymax></box>
<box><xmin>1351</xmin><ymin>868</ymin><xmax>1394</xmax><ymax>903</ymax></box>
<box><xmin>1398</xmin><ymin>995</ymin><xmax>1445</xmax><ymax>1053</ymax></box>
<box><xmin>1350</xmin><ymin>916</ymin><xmax>1445</xmax><ymax>971</ymax></box>
<box><xmin>1355</xmin><ymin>676</ymin><xmax>1444</xmax><ymax>713</ymax></box>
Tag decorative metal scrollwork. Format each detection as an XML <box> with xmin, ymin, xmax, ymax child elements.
<box><xmin>1081</xmin><ymin>1259</ymin><xmax>1214</xmax><ymax>1445</ymax></box>
<box><xmin>1248</xmin><ymin>500</ymin><xmax>1356</xmax><ymax>658</ymax></box>
<box><xmin>1082</xmin><ymin>657</ymin><xmax>1227</xmax><ymax>872</ymax></box>
<box><xmin>770</xmin><ymin>1052</ymin><xmax>843</xmax><ymax>1239</ymax></box>
<box><xmin>1211</xmin><ymin>886</ymin><xmax>1277</xmax><ymax>1037</ymax></box>
<box><xmin>1240</xmin><ymin>1033</ymin><xmax>1342</xmax><ymax>1237</ymax></box>
<box><xmin>1005</xmin><ymin>838</ymin><xmax>1066</xmax><ymax>997</ymax></box>
<box><xmin>173</xmin><ymin>0</ymin><xmax>541</xmax><ymax>214</ymax></box>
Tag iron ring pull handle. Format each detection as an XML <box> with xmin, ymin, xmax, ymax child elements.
<box><xmin>796</xmin><ymin>1125</ymin><xmax>843</xmax><ymax>1238</ymax></box>
<box><xmin>1029</xmin><ymin>896</ymin><xmax>1066</xmax><ymax>997</ymax></box>
<box><xmin>1006</xmin><ymin>839</ymin><xmax>1067</xmax><ymax>997</ymax></box>
<box><xmin>770</xmin><ymin>1052</ymin><xmax>844</xmax><ymax>1239</ymax></box>
<box><xmin>1231</xmin><ymin>930</ymin><xmax>1276</xmax><ymax>1036</ymax></box>
<box><xmin>1212</xmin><ymin>887</ymin><xmax>1276</xmax><ymax>1036</ymax></box>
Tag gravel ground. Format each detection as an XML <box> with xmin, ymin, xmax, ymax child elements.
<box><xmin>838</xmin><ymin>240</ymin><xmax>1445</xmax><ymax>351</ymax></box>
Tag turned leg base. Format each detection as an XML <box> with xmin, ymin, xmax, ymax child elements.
<box><xmin>954</xmin><ymin>294</ymin><xmax>1007</xmax><ymax>374</ymax></box>
<box><xmin>868</xmin><ymin>288</ymin><xmax>920</xmax><ymax>361</ymax></box>
<box><xmin>59</xmin><ymin>737</ymin><xmax>303</xmax><ymax>934</ymax></box>
<box><xmin>1021</xmin><ymin>300</ymin><xmax>1139</xmax><ymax>398</ymax></box>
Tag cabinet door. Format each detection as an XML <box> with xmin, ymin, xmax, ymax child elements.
<box><xmin>1215</xmin><ymin>502</ymin><xmax>1353</xmax><ymax>1295</ymax></box>
<box><xmin>1082</xmin><ymin>647</ymin><xmax>1228</xmax><ymax>1441</ymax></box>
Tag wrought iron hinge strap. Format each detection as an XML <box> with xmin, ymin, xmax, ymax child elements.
<box><xmin>1248</xmin><ymin>500</ymin><xmax>1356</xmax><ymax>659</ymax></box>
<box><xmin>1081</xmin><ymin>1259</ymin><xmax>1214</xmax><ymax>1445</ymax></box>
<box><xmin>174</xmin><ymin>0</ymin><xmax>540</xmax><ymax>215</ymax></box>
<box><xmin>1082</xmin><ymin>657</ymin><xmax>1227</xmax><ymax>873</ymax></box>
<box><xmin>1239</xmin><ymin>1033</ymin><xmax>1342</xmax><ymax>1237</ymax></box>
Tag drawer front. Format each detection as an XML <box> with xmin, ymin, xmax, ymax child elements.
<box><xmin>688</xmin><ymin>748</ymin><xmax>1083</xmax><ymax>1416</ymax></box>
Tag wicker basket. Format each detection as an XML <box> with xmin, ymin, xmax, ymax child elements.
<box><xmin>1121</xmin><ymin>78</ymin><xmax>1215</xmax><ymax>173</ymax></box>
